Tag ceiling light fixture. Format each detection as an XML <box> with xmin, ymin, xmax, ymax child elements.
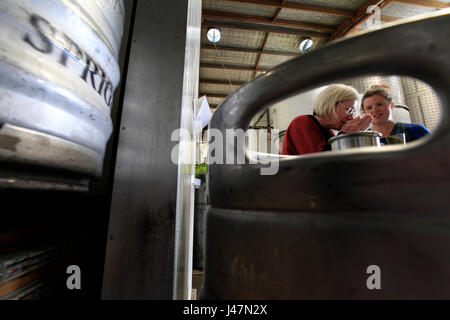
<box><xmin>299</xmin><ymin>38</ymin><xmax>313</xmax><ymax>52</ymax></box>
<box><xmin>207</xmin><ymin>27</ymin><xmax>221</xmax><ymax>43</ymax></box>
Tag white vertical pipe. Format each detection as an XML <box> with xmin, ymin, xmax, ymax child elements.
<box><xmin>173</xmin><ymin>0</ymin><xmax>201</xmax><ymax>300</ymax></box>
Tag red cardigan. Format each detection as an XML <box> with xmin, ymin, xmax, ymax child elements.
<box><xmin>281</xmin><ymin>115</ymin><xmax>334</xmax><ymax>155</ymax></box>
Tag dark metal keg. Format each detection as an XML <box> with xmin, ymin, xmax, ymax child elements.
<box><xmin>202</xmin><ymin>11</ymin><xmax>450</xmax><ymax>299</ymax></box>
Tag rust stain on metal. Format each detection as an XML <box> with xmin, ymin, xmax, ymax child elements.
<box><xmin>230</xmin><ymin>255</ymin><xmax>287</xmax><ymax>299</ymax></box>
<box><xmin>0</xmin><ymin>135</ymin><xmax>20</xmax><ymax>152</ymax></box>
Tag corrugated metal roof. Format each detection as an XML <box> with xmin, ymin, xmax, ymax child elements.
<box><xmin>203</xmin><ymin>0</ymin><xmax>278</xmax><ymax>17</ymax></box>
<box><xmin>200</xmin><ymin>83</ymin><xmax>240</xmax><ymax>95</ymax></box>
<box><xmin>264</xmin><ymin>32</ymin><xmax>321</xmax><ymax>53</ymax></box>
<box><xmin>201</xmin><ymin>25</ymin><xmax>266</xmax><ymax>49</ymax></box>
<box><xmin>258</xmin><ymin>54</ymin><xmax>295</xmax><ymax>69</ymax></box>
<box><xmin>201</xmin><ymin>48</ymin><xmax>258</xmax><ymax>67</ymax></box>
<box><xmin>381</xmin><ymin>2</ymin><xmax>438</xmax><ymax>18</ymax></box>
<box><xmin>200</xmin><ymin>68</ymin><xmax>253</xmax><ymax>82</ymax></box>
<box><xmin>288</xmin><ymin>0</ymin><xmax>367</xmax><ymax>11</ymax></box>
<box><xmin>264</xmin><ymin>32</ymin><xmax>303</xmax><ymax>53</ymax></box>
<box><xmin>205</xmin><ymin>96</ymin><xmax>226</xmax><ymax>107</ymax></box>
<box><xmin>277</xmin><ymin>8</ymin><xmax>347</xmax><ymax>25</ymax></box>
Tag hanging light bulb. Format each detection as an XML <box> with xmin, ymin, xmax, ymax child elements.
<box><xmin>207</xmin><ymin>27</ymin><xmax>221</xmax><ymax>43</ymax></box>
<box><xmin>299</xmin><ymin>38</ymin><xmax>313</xmax><ymax>52</ymax></box>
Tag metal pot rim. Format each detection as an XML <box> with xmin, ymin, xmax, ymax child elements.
<box><xmin>328</xmin><ymin>131</ymin><xmax>382</xmax><ymax>143</ymax></box>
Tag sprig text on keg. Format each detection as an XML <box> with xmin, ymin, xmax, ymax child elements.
<box><xmin>24</xmin><ymin>14</ymin><xmax>114</xmax><ymax>107</ymax></box>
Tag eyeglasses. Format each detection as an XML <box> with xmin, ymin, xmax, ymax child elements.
<box><xmin>344</xmin><ymin>107</ymin><xmax>356</xmax><ymax>115</ymax></box>
<box><xmin>336</xmin><ymin>101</ymin><xmax>359</xmax><ymax>116</ymax></box>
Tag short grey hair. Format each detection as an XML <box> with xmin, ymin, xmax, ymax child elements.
<box><xmin>313</xmin><ymin>84</ymin><xmax>360</xmax><ymax>117</ymax></box>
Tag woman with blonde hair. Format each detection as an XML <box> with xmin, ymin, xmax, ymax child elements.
<box><xmin>282</xmin><ymin>84</ymin><xmax>373</xmax><ymax>155</ymax></box>
<box><xmin>361</xmin><ymin>83</ymin><xmax>430</xmax><ymax>143</ymax></box>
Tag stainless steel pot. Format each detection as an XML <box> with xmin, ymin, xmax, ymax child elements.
<box><xmin>328</xmin><ymin>131</ymin><xmax>382</xmax><ymax>151</ymax></box>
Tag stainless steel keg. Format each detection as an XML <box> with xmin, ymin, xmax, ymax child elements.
<box><xmin>0</xmin><ymin>0</ymin><xmax>125</xmax><ymax>178</ymax></box>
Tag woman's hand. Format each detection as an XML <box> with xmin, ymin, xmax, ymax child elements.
<box><xmin>340</xmin><ymin>114</ymin><xmax>374</xmax><ymax>133</ymax></box>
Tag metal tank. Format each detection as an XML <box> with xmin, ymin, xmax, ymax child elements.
<box><xmin>0</xmin><ymin>0</ymin><xmax>125</xmax><ymax>183</ymax></box>
<box><xmin>344</xmin><ymin>75</ymin><xmax>405</xmax><ymax>107</ymax></box>
<box><xmin>400</xmin><ymin>76</ymin><xmax>442</xmax><ymax>132</ymax></box>
<box><xmin>392</xmin><ymin>104</ymin><xmax>412</xmax><ymax>123</ymax></box>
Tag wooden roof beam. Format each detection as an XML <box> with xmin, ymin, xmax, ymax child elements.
<box><xmin>329</xmin><ymin>0</ymin><xmax>393</xmax><ymax>41</ymax></box>
<box><xmin>251</xmin><ymin>1</ymin><xmax>286</xmax><ymax>79</ymax></box>
<box><xmin>203</xmin><ymin>9</ymin><xmax>335</xmax><ymax>33</ymax></box>
<box><xmin>200</xmin><ymin>62</ymin><xmax>269</xmax><ymax>72</ymax></box>
<box><xmin>200</xmin><ymin>79</ymin><xmax>246</xmax><ymax>86</ymax></box>
<box><xmin>253</xmin><ymin>32</ymin><xmax>269</xmax><ymax>78</ymax></box>
<box><xmin>351</xmin><ymin>14</ymin><xmax>402</xmax><ymax>31</ymax></box>
<box><xmin>333</xmin><ymin>0</ymin><xmax>449</xmax><ymax>38</ymax></box>
<box><xmin>202</xmin><ymin>20</ymin><xmax>330</xmax><ymax>38</ymax></box>
<box><xmin>380</xmin><ymin>15</ymin><xmax>402</xmax><ymax>22</ymax></box>
<box><xmin>272</xmin><ymin>0</ymin><xmax>285</xmax><ymax>21</ymax></box>
<box><xmin>201</xmin><ymin>44</ymin><xmax>299</xmax><ymax>56</ymax></box>
<box><xmin>200</xmin><ymin>92</ymin><xmax>229</xmax><ymax>98</ymax></box>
